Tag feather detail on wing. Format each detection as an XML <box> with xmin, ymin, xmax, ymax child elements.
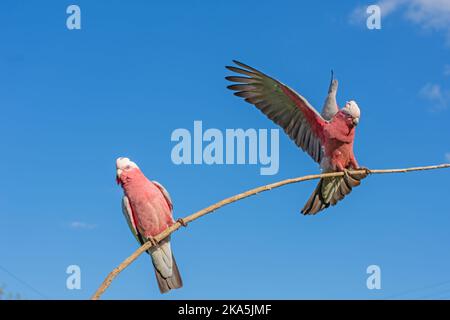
<box><xmin>226</xmin><ymin>60</ymin><xmax>327</xmax><ymax>163</ymax></box>
<box><xmin>152</xmin><ymin>180</ymin><xmax>173</xmax><ymax>211</ymax></box>
<box><xmin>122</xmin><ymin>195</ymin><xmax>145</xmax><ymax>245</ymax></box>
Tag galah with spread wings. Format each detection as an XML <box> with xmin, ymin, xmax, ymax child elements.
<box><xmin>226</xmin><ymin>61</ymin><xmax>368</xmax><ymax>215</ymax></box>
<box><xmin>116</xmin><ymin>157</ymin><xmax>182</xmax><ymax>293</ymax></box>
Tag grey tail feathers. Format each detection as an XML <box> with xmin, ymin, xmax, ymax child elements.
<box><xmin>153</xmin><ymin>254</ymin><xmax>183</xmax><ymax>294</ymax></box>
<box><xmin>301</xmin><ymin>170</ymin><xmax>368</xmax><ymax>215</ymax></box>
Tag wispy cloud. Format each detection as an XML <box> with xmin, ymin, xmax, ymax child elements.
<box><xmin>69</xmin><ymin>221</ymin><xmax>96</xmax><ymax>230</ymax></box>
<box><xmin>419</xmin><ymin>83</ymin><xmax>449</xmax><ymax>111</ymax></box>
<box><xmin>350</xmin><ymin>0</ymin><xmax>450</xmax><ymax>43</ymax></box>
<box><xmin>444</xmin><ymin>65</ymin><xmax>450</xmax><ymax>76</ymax></box>
<box><xmin>445</xmin><ymin>153</ymin><xmax>450</xmax><ymax>162</ymax></box>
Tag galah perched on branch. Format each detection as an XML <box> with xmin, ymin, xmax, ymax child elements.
<box><xmin>116</xmin><ymin>157</ymin><xmax>183</xmax><ymax>293</ymax></box>
<box><xmin>226</xmin><ymin>60</ymin><xmax>368</xmax><ymax>215</ymax></box>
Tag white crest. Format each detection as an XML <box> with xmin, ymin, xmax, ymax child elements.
<box><xmin>342</xmin><ymin>100</ymin><xmax>360</xmax><ymax>119</ymax></box>
<box><xmin>116</xmin><ymin>157</ymin><xmax>139</xmax><ymax>177</ymax></box>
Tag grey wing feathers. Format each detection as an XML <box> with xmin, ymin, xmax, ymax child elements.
<box><xmin>121</xmin><ymin>196</ymin><xmax>144</xmax><ymax>245</ymax></box>
<box><xmin>152</xmin><ymin>180</ymin><xmax>173</xmax><ymax>211</ymax></box>
<box><xmin>321</xmin><ymin>75</ymin><xmax>339</xmax><ymax>120</ymax></box>
<box><xmin>226</xmin><ymin>60</ymin><xmax>327</xmax><ymax>164</ymax></box>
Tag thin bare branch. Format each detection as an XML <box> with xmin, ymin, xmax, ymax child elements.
<box><xmin>91</xmin><ymin>163</ymin><xmax>450</xmax><ymax>300</ymax></box>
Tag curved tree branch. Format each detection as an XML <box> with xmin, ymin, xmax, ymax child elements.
<box><xmin>91</xmin><ymin>163</ymin><xmax>450</xmax><ymax>300</ymax></box>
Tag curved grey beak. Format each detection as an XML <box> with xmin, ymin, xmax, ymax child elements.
<box><xmin>353</xmin><ymin>118</ymin><xmax>359</xmax><ymax>126</ymax></box>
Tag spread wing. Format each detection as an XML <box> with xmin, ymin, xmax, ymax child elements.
<box><xmin>122</xmin><ymin>195</ymin><xmax>145</xmax><ymax>245</ymax></box>
<box><xmin>226</xmin><ymin>60</ymin><xmax>327</xmax><ymax>163</ymax></box>
<box><xmin>152</xmin><ymin>180</ymin><xmax>173</xmax><ymax>211</ymax></box>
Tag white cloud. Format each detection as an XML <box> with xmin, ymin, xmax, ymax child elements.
<box><xmin>378</xmin><ymin>0</ymin><xmax>406</xmax><ymax>16</ymax></box>
<box><xmin>420</xmin><ymin>83</ymin><xmax>444</xmax><ymax>101</ymax></box>
<box><xmin>350</xmin><ymin>0</ymin><xmax>450</xmax><ymax>42</ymax></box>
<box><xmin>445</xmin><ymin>152</ymin><xmax>450</xmax><ymax>162</ymax></box>
<box><xmin>419</xmin><ymin>83</ymin><xmax>449</xmax><ymax>111</ymax></box>
<box><xmin>69</xmin><ymin>221</ymin><xmax>96</xmax><ymax>230</ymax></box>
<box><xmin>349</xmin><ymin>6</ymin><xmax>367</xmax><ymax>25</ymax></box>
<box><xmin>406</xmin><ymin>0</ymin><xmax>450</xmax><ymax>32</ymax></box>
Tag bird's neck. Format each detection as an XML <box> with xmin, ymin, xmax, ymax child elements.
<box><xmin>333</xmin><ymin>113</ymin><xmax>354</xmax><ymax>134</ymax></box>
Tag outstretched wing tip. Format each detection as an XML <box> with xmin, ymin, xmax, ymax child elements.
<box><xmin>226</xmin><ymin>61</ymin><xmax>246</xmax><ymax>70</ymax></box>
<box><xmin>226</xmin><ymin>60</ymin><xmax>325</xmax><ymax>163</ymax></box>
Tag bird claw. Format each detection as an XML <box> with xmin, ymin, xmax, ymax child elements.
<box><xmin>358</xmin><ymin>166</ymin><xmax>371</xmax><ymax>175</ymax></box>
<box><xmin>177</xmin><ymin>218</ymin><xmax>188</xmax><ymax>227</ymax></box>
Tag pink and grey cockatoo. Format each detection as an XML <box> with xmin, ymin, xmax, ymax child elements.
<box><xmin>226</xmin><ymin>61</ymin><xmax>368</xmax><ymax>215</ymax></box>
<box><xmin>116</xmin><ymin>157</ymin><xmax>183</xmax><ymax>293</ymax></box>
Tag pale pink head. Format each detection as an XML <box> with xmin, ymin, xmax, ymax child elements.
<box><xmin>116</xmin><ymin>157</ymin><xmax>140</xmax><ymax>185</ymax></box>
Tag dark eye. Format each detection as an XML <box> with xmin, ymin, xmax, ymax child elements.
<box><xmin>125</xmin><ymin>165</ymin><xmax>131</xmax><ymax>170</ymax></box>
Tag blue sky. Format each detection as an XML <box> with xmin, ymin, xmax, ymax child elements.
<box><xmin>0</xmin><ymin>0</ymin><xmax>449</xmax><ymax>299</ymax></box>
